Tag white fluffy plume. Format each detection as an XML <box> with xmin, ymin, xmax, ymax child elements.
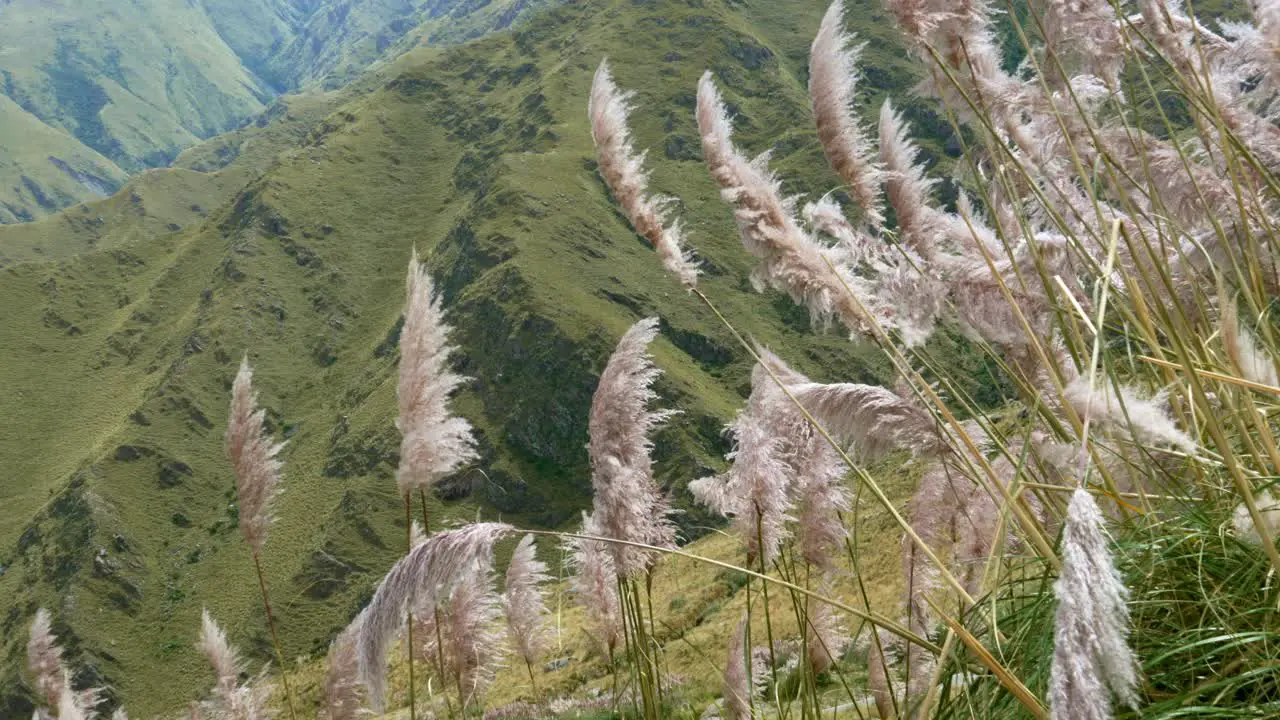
<box><xmin>697</xmin><ymin>70</ymin><xmax>871</xmax><ymax>336</ymax></box>
<box><xmin>722</xmin><ymin>614</ymin><xmax>763</xmax><ymax>720</ymax></box>
<box><xmin>225</xmin><ymin>356</ymin><xmax>285</xmax><ymax>554</ymax></box>
<box><xmin>587</xmin><ymin>317</ymin><xmax>677</xmax><ymax>576</ymax></box>
<box><xmin>396</xmin><ymin>249</ymin><xmax>477</xmax><ymax>496</ymax></box>
<box><xmin>198</xmin><ymin>609</ymin><xmax>275</xmax><ymax>720</ymax></box>
<box><xmin>1064</xmin><ymin>376</ymin><xmax>1196</xmax><ymax>452</ymax></box>
<box><xmin>568</xmin><ymin>511</ymin><xmax>623</xmax><ymax>655</ymax></box>
<box><xmin>1047</xmin><ymin>488</ymin><xmax>1140</xmax><ymax>720</ymax></box>
<box><xmin>503</xmin><ymin>534</ymin><xmax>553</xmax><ymax>666</ymax></box>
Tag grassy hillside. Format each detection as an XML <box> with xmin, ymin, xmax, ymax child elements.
<box><xmin>0</xmin><ymin>0</ymin><xmax>961</xmax><ymax>714</ymax></box>
<box><xmin>264</xmin><ymin>0</ymin><xmax>561</xmax><ymax>90</ymax></box>
<box><xmin>0</xmin><ymin>0</ymin><xmax>273</xmax><ymax>169</ymax></box>
<box><xmin>0</xmin><ymin>0</ymin><xmax>557</xmax><ymax>224</ymax></box>
<box><xmin>0</xmin><ymin>95</ymin><xmax>128</xmax><ymax>224</ymax></box>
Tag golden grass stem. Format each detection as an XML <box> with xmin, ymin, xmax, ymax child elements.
<box><xmin>404</xmin><ymin>495</ymin><xmax>417</xmax><ymax>720</ymax></box>
<box><xmin>523</xmin><ymin>529</ymin><xmax>939</xmax><ymax>652</ymax></box>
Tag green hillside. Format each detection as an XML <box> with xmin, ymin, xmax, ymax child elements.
<box><xmin>0</xmin><ymin>0</ymin><xmax>954</xmax><ymax>714</ymax></box>
<box><xmin>0</xmin><ymin>95</ymin><xmax>128</xmax><ymax>224</ymax></box>
<box><xmin>0</xmin><ymin>0</ymin><xmax>557</xmax><ymax>224</ymax></box>
<box><xmin>264</xmin><ymin>0</ymin><xmax>561</xmax><ymax>91</ymax></box>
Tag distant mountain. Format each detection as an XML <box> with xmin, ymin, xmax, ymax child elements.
<box><xmin>0</xmin><ymin>0</ymin><xmax>556</xmax><ymax>224</ymax></box>
<box><xmin>0</xmin><ymin>94</ymin><xmax>128</xmax><ymax>223</ymax></box>
<box><xmin>265</xmin><ymin>0</ymin><xmax>551</xmax><ymax>90</ymax></box>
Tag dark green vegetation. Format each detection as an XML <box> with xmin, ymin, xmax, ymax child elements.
<box><xmin>0</xmin><ymin>0</ymin><xmax>982</xmax><ymax>714</ymax></box>
<box><xmin>936</xmin><ymin>498</ymin><xmax>1280</xmax><ymax>718</ymax></box>
<box><xmin>0</xmin><ymin>0</ymin><xmax>558</xmax><ymax>223</ymax></box>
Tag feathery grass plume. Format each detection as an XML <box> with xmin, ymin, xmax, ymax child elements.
<box><xmin>723</xmin><ymin>614</ymin><xmax>763</xmax><ymax>720</ymax></box>
<box><xmin>567</xmin><ymin>511</ymin><xmax>622</xmax><ymax>655</ymax></box>
<box><xmin>504</xmin><ymin>534</ymin><xmax>552</xmax><ymax>668</ymax></box>
<box><xmin>723</xmin><ymin>403</ymin><xmax>794</xmax><ymax>565</ymax></box>
<box><xmin>55</xmin><ymin>688</ymin><xmax>87</xmax><ymax>720</ymax></box>
<box><xmin>589</xmin><ymin>59</ymin><xmax>699</xmax><ymax>287</ymax></box>
<box><xmin>1042</xmin><ymin>0</ymin><xmax>1124</xmax><ymax>85</ymax></box>
<box><xmin>690</xmin><ymin>352</ymin><xmax>802</xmax><ymax>564</ymax></box>
<box><xmin>111</xmin><ymin>711</ymin><xmax>128</xmax><ymax>720</ymax></box>
<box><xmin>867</xmin><ymin>630</ymin><xmax>896</xmax><ymax>719</ymax></box>
<box><xmin>877</xmin><ymin>99</ymin><xmax>944</xmax><ymax>261</ymax></box>
<box><xmin>587</xmin><ymin>317</ymin><xmax>677</xmax><ymax>576</ymax></box>
<box><xmin>804</xmin><ymin>584</ymin><xmax>847</xmax><ymax>675</ymax></box>
<box><xmin>793</xmin><ymin>451</ymin><xmax>849</xmax><ymax>574</ymax></box>
<box><xmin>954</xmin><ymin>472</ymin><xmax>1002</xmax><ymax>597</ymax></box>
<box><xmin>696</xmin><ymin>70</ymin><xmax>871</xmax><ymax>336</ymax></box>
<box><xmin>199</xmin><ymin>609</ymin><xmax>276</xmax><ymax>720</ymax></box>
<box><xmin>416</xmin><ymin>558</ymin><xmax>508</xmax><ymax>708</ymax></box>
<box><xmin>200</xmin><ymin>609</ymin><xmax>242</xmax><ymax>703</ymax></box>
<box><xmin>324</xmin><ymin>616</ymin><xmax>367</xmax><ymax>720</ymax></box>
<box><xmin>809</xmin><ymin>0</ymin><xmax>884</xmax><ymax>227</ymax></box>
<box><xmin>1221</xmin><ymin>301</ymin><xmax>1279</xmax><ymax>387</ymax></box>
<box><xmin>786</xmin><ymin>380</ymin><xmax>945</xmax><ymax>460</ymax></box>
<box><xmin>396</xmin><ymin>249</ymin><xmax>477</xmax><ymax>497</ymax></box>
<box><xmin>225</xmin><ymin>357</ymin><xmax>284</xmax><ymax>553</ymax></box>
<box><xmin>27</xmin><ymin>609</ymin><xmax>66</xmax><ymax>710</ymax></box>
<box><xmin>901</xmin><ymin>463</ymin><xmax>954</xmax><ymax>701</ymax></box>
<box><xmin>1233</xmin><ymin>489</ymin><xmax>1280</xmax><ymax>545</ymax></box>
<box><xmin>353</xmin><ymin>521</ymin><xmax>512</xmax><ymax>711</ymax></box>
<box><xmin>1048</xmin><ymin>488</ymin><xmax>1140</xmax><ymax>719</ymax></box>
<box><xmin>1063</xmin><ymin>376</ymin><xmax>1197</xmax><ymax>452</ymax></box>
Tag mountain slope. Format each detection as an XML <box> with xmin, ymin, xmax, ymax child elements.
<box><xmin>0</xmin><ymin>0</ymin><xmax>555</xmax><ymax>224</ymax></box>
<box><xmin>0</xmin><ymin>0</ymin><xmax>274</xmax><ymax>169</ymax></box>
<box><xmin>0</xmin><ymin>95</ymin><xmax>128</xmax><ymax>223</ymax></box>
<box><xmin>264</xmin><ymin>0</ymin><xmax>559</xmax><ymax>89</ymax></box>
<box><xmin>0</xmin><ymin>0</ymin><xmax>951</xmax><ymax>714</ymax></box>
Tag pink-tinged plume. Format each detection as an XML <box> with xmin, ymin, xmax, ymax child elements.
<box><xmin>810</xmin><ymin>1</ymin><xmax>884</xmax><ymax>227</ymax></box>
<box><xmin>589</xmin><ymin>59</ymin><xmax>699</xmax><ymax>287</ymax></box>
<box><xmin>353</xmin><ymin>522</ymin><xmax>512</xmax><ymax>711</ymax></box>
<box><xmin>568</xmin><ymin>511</ymin><xmax>623</xmax><ymax>655</ymax></box>
<box><xmin>696</xmin><ymin>71</ymin><xmax>871</xmax><ymax>336</ymax></box>
<box><xmin>27</xmin><ymin>609</ymin><xmax>66</xmax><ymax>710</ymax></box>
<box><xmin>503</xmin><ymin>534</ymin><xmax>553</xmax><ymax>667</ymax></box>
<box><xmin>198</xmin><ymin>609</ymin><xmax>276</xmax><ymax>720</ymax></box>
<box><xmin>587</xmin><ymin>317</ymin><xmax>677</xmax><ymax>576</ymax></box>
<box><xmin>396</xmin><ymin>249</ymin><xmax>477</xmax><ymax>497</ymax></box>
<box><xmin>324</xmin><ymin>615</ymin><xmax>367</xmax><ymax>720</ymax></box>
<box><xmin>226</xmin><ymin>357</ymin><xmax>285</xmax><ymax>554</ymax></box>
<box><xmin>415</xmin><ymin>559</ymin><xmax>508</xmax><ymax>708</ymax></box>
<box><xmin>722</xmin><ymin>614</ymin><xmax>764</xmax><ymax>720</ymax></box>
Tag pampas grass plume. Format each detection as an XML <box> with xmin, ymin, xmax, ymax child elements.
<box><xmin>27</xmin><ymin>609</ymin><xmax>66</xmax><ymax>711</ymax></box>
<box><xmin>722</xmin><ymin>614</ymin><xmax>761</xmax><ymax>720</ymax></box>
<box><xmin>504</xmin><ymin>534</ymin><xmax>553</xmax><ymax>666</ymax></box>
<box><xmin>588</xmin><ymin>317</ymin><xmax>677</xmax><ymax>576</ymax></box>
<box><xmin>396</xmin><ymin>249</ymin><xmax>477</xmax><ymax>497</ymax></box>
<box><xmin>589</xmin><ymin>59</ymin><xmax>699</xmax><ymax>287</ymax></box>
<box><xmin>353</xmin><ymin>522</ymin><xmax>512</xmax><ymax>711</ymax></box>
<box><xmin>226</xmin><ymin>357</ymin><xmax>284</xmax><ymax>554</ymax></box>
<box><xmin>696</xmin><ymin>70</ymin><xmax>869</xmax><ymax>336</ymax></box>
<box><xmin>324</xmin><ymin>617</ymin><xmax>366</xmax><ymax>720</ymax></box>
<box><xmin>1048</xmin><ymin>488</ymin><xmax>1140</xmax><ymax>719</ymax></box>
<box><xmin>198</xmin><ymin>609</ymin><xmax>275</xmax><ymax>720</ymax></box>
<box><xmin>810</xmin><ymin>0</ymin><xmax>884</xmax><ymax>227</ymax></box>
<box><xmin>568</xmin><ymin>511</ymin><xmax>623</xmax><ymax>655</ymax></box>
